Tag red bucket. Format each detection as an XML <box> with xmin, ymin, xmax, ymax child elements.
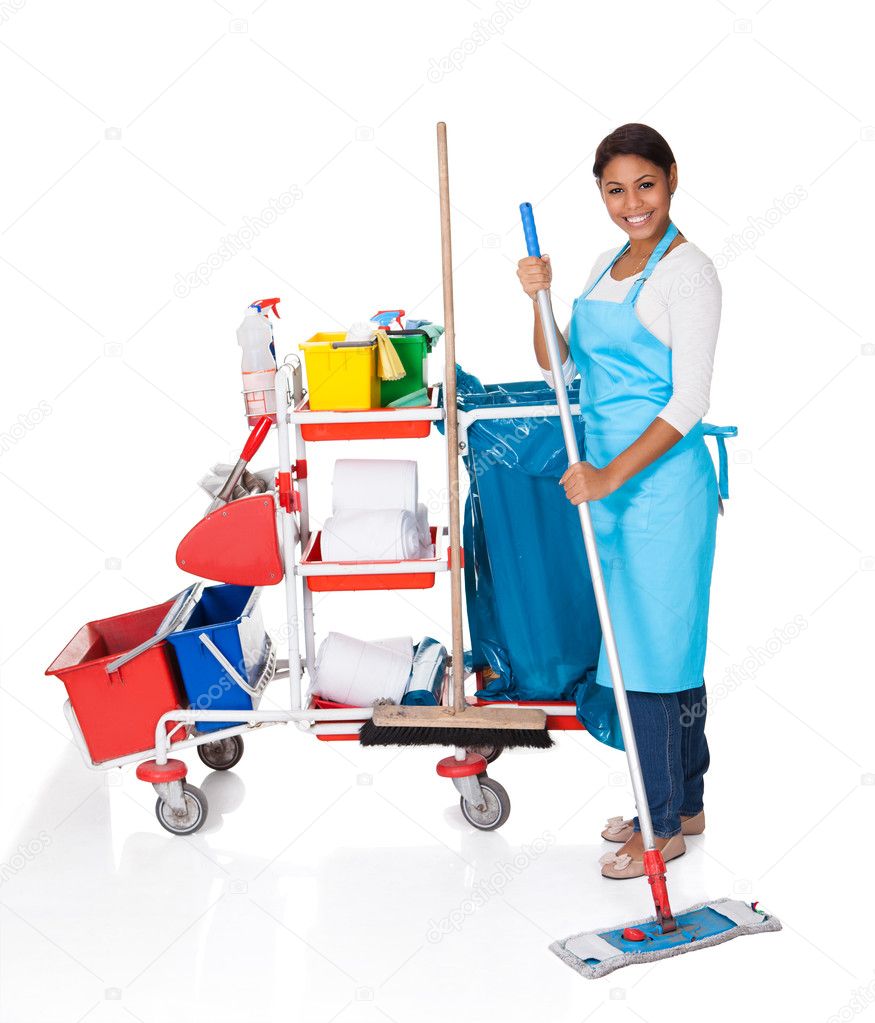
<box><xmin>46</xmin><ymin>599</ymin><xmax>188</xmax><ymax>763</ymax></box>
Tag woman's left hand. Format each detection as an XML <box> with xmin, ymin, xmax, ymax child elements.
<box><xmin>559</xmin><ymin>462</ymin><xmax>620</xmax><ymax>506</ymax></box>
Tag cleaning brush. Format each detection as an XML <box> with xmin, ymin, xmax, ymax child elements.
<box><xmin>358</xmin><ymin>700</ymin><xmax>553</xmax><ymax>749</ymax></box>
<box><xmin>355</xmin><ymin>123</ymin><xmax>553</xmax><ymax>754</ymax></box>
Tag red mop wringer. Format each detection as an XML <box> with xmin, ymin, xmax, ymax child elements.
<box><xmin>518</xmin><ymin>202</ymin><xmax>781</xmax><ymax>978</ymax></box>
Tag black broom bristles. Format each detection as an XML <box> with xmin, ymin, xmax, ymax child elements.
<box><xmin>358</xmin><ymin>719</ymin><xmax>554</xmax><ymax>750</ymax></box>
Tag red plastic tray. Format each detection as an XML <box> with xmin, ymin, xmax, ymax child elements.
<box><xmin>300</xmin><ymin>527</ymin><xmax>442</xmax><ymax>592</ymax></box>
<box><xmin>472</xmin><ymin>696</ymin><xmax>584</xmax><ymax>731</ymax></box>
<box><xmin>308</xmin><ymin>695</ymin><xmax>366</xmax><ymax>742</ymax></box>
<box><xmin>295</xmin><ymin>396</ymin><xmax>435</xmax><ymax>441</ymax></box>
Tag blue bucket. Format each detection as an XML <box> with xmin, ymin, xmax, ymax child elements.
<box><xmin>165</xmin><ymin>584</ymin><xmax>273</xmax><ymax>733</ymax></box>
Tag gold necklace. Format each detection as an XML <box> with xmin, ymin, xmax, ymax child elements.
<box><xmin>619</xmin><ymin>245</ymin><xmax>654</xmax><ymax>274</ymax></box>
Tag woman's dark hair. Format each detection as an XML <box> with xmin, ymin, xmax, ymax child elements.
<box><xmin>592</xmin><ymin>123</ymin><xmax>676</xmax><ymax>181</ymax></box>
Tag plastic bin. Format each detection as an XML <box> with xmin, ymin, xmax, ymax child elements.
<box><xmin>294</xmin><ymin>388</ymin><xmax>438</xmax><ymax>441</ymax></box>
<box><xmin>380</xmin><ymin>330</ymin><xmax>433</xmax><ymax>406</ymax></box>
<box><xmin>308</xmin><ymin>696</ymin><xmax>367</xmax><ymax>742</ymax></box>
<box><xmin>299</xmin><ymin>527</ymin><xmax>443</xmax><ymax>592</ymax></box>
<box><xmin>165</xmin><ymin>584</ymin><xmax>274</xmax><ymax>733</ymax></box>
<box><xmin>46</xmin><ymin>598</ymin><xmax>189</xmax><ymax>764</ymax></box>
<box><xmin>300</xmin><ymin>333</ymin><xmax>379</xmax><ymax>411</ymax></box>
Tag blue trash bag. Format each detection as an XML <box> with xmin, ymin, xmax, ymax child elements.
<box><xmin>441</xmin><ymin>367</ymin><xmax>623</xmax><ymax>750</ymax></box>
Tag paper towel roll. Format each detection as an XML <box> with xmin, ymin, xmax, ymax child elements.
<box><xmin>321</xmin><ymin>508</ymin><xmax>425</xmax><ymax>561</ymax></box>
<box><xmin>415</xmin><ymin>503</ymin><xmax>430</xmax><ymax>547</ymax></box>
<box><xmin>332</xmin><ymin>459</ymin><xmax>418</xmax><ymax>514</ymax></box>
<box><xmin>313</xmin><ymin>632</ymin><xmax>413</xmax><ymax>705</ymax></box>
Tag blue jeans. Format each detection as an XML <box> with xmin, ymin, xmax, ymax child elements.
<box><xmin>627</xmin><ymin>683</ymin><xmax>709</xmax><ymax>839</ymax></box>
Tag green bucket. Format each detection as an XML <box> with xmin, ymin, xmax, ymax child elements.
<box><xmin>380</xmin><ymin>330</ymin><xmax>436</xmax><ymax>406</ymax></box>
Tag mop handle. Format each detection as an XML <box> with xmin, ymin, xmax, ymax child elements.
<box><xmin>518</xmin><ymin>202</ymin><xmax>657</xmax><ymax>852</ymax></box>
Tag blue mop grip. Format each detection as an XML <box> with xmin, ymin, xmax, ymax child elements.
<box><xmin>519</xmin><ymin>202</ymin><xmax>542</xmax><ymax>259</ymax></box>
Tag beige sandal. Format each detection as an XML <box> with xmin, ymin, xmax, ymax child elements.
<box><xmin>601</xmin><ymin>810</ymin><xmax>705</xmax><ymax>844</ymax></box>
<box><xmin>599</xmin><ymin>834</ymin><xmax>686</xmax><ymax>880</ymax></box>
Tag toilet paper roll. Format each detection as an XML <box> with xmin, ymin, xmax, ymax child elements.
<box><xmin>321</xmin><ymin>508</ymin><xmax>425</xmax><ymax>561</ymax></box>
<box><xmin>313</xmin><ymin>632</ymin><xmax>414</xmax><ymax>705</ymax></box>
<box><xmin>415</xmin><ymin>503</ymin><xmax>431</xmax><ymax>547</ymax></box>
<box><xmin>332</xmin><ymin>459</ymin><xmax>418</xmax><ymax>514</ymax></box>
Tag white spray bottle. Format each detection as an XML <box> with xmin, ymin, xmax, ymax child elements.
<box><xmin>237</xmin><ymin>298</ymin><xmax>279</xmax><ymax>426</ymax></box>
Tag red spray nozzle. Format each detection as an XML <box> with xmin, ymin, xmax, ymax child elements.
<box><xmin>253</xmin><ymin>297</ymin><xmax>281</xmax><ymax>319</ymax></box>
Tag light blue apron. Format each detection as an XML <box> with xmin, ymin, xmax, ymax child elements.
<box><xmin>568</xmin><ymin>222</ymin><xmax>719</xmax><ymax>694</ymax></box>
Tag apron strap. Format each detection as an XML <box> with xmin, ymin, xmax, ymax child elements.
<box><xmin>626</xmin><ymin>222</ymin><xmax>679</xmax><ymax>305</ymax></box>
<box><xmin>580</xmin><ymin>243</ymin><xmax>628</xmax><ymax>300</ymax></box>
<box><xmin>702</xmin><ymin>422</ymin><xmax>738</xmax><ymax>500</ymax></box>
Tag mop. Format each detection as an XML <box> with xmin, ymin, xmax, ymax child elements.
<box><xmin>358</xmin><ymin>124</ymin><xmax>552</xmax><ymax>751</ymax></box>
<box><xmin>517</xmin><ymin>203</ymin><xmax>781</xmax><ymax>977</ymax></box>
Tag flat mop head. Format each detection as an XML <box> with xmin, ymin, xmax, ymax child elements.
<box><xmin>551</xmin><ymin>898</ymin><xmax>780</xmax><ymax>979</ymax></box>
<box><xmin>358</xmin><ymin>703</ymin><xmax>554</xmax><ymax>750</ymax></box>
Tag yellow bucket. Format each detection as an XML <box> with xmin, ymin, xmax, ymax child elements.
<box><xmin>300</xmin><ymin>333</ymin><xmax>380</xmax><ymax>411</ymax></box>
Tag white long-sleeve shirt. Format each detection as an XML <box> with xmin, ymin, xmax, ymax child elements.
<box><xmin>541</xmin><ymin>241</ymin><xmax>721</xmax><ymax>436</ymax></box>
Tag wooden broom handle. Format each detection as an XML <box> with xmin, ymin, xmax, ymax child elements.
<box><xmin>437</xmin><ymin>122</ymin><xmax>465</xmax><ymax>715</ymax></box>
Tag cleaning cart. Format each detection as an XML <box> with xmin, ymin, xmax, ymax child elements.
<box><xmin>45</xmin><ymin>341</ymin><xmax>586</xmax><ymax>835</ymax></box>
<box><xmin>115</xmin><ymin>354</ymin><xmax>559</xmax><ymax>835</ymax></box>
<box><xmin>45</xmin><ymin>124</ymin><xmax>734</xmax><ymax>842</ymax></box>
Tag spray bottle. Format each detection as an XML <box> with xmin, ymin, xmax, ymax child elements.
<box><xmin>237</xmin><ymin>298</ymin><xmax>280</xmax><ymax>427</ymax></box>
<box><xmin>253</xmin><ymin>297</ymin><xmax>280</xmax><ymax>362</ymax></box>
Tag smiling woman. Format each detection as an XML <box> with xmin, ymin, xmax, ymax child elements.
<box><xmin>516</xmin><ymin>123</ymin><xmax>722</xmax><ymax>883</ymax></box>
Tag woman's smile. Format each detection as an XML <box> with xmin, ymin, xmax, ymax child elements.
<box><xmin>624</xmin><ymin>210</ymin><xmax>654</xmax><ymax>226</ymax></box>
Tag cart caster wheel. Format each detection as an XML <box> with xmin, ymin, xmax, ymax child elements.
<box><xmin>197</xmin><ymin>735</ymin><xmax>244</xmax><ymax>771</ymax></box>
<box><xmin>460</xmin><ymin>776</ymin><xmax>510</xmax><ymax>831</ymax></box>
<box><xmin>155</xmin><ymin>783</ymin><xmax>209</xmax><ymax>836</ymax></box>
<box><xmin>467</xmin><ymin>743</ymin><xmax>502</xmax><ymax>765</ymax></box>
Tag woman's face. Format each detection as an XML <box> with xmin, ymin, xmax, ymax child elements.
<box><xmin>598</xmin><ymin>154</ymin><xmax>677</xmax><ymax>241</ymax></box>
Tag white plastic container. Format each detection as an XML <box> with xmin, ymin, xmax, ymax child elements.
<box><xmin>237</xmin><ymin>306</ymin><xmax>277</xmax><ymax>427</ymax></box>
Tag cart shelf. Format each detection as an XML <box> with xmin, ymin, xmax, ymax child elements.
<box><xmin>298</xmin><ymin>526</ymin><xmax>448</xmax><ymax>591</ymax></box>
<box><xmin>307</xmin><ymin>695</ymin><xmax>367</xmax><ymax>741</ymax></box>
<box><xmin>289</xmin><ymin>386</ymin><xmax>443</xmax><ymax>441</ymax></box>
<box><xmin>304</xmin><ymin>686</ymin><xmax>584</xmax><ymax>744</ymax></box>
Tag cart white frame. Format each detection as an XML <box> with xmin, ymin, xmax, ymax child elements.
<box><xmin>71</xmin><ymin>359</ymin><xmax>582</xmax><ymax>831</ymax></box>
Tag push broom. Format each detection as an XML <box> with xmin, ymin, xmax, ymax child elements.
<box><xmin>518</xmin><ymin>202</ymin><xmax>780</xmax><ymax>977</ymax></box>
<box><xmin>358</xmin><ymin>123</ymin><xmax>552</xmax><ymax>752</ymax></box>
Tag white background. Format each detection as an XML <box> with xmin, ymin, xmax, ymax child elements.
<box><xmin>1</xmin><ymin>1</ymin><xmax>873</xmax><ymax>1020</ymax></box>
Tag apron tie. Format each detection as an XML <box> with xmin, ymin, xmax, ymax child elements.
<box><xmin>702</xmin><ymin>423</ymin><xmax>738</xmax><ymax>500</ymax></box>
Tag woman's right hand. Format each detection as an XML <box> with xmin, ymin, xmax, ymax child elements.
<box><xmin>517</xmin><ymin>254</ymin><xmax>552</xmax><ymax>299</ymax></box>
